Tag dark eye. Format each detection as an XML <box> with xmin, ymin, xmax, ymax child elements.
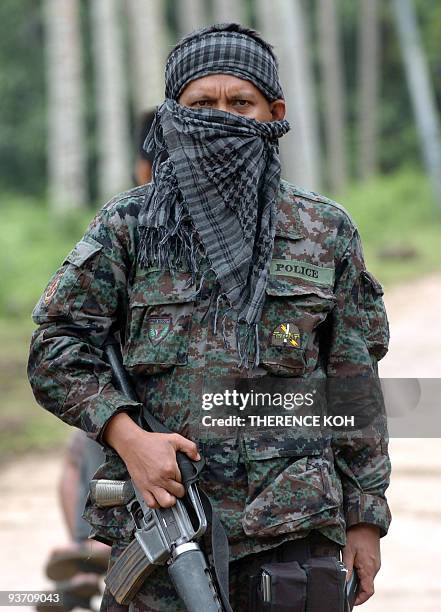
<box><xmin>233</xmin><ymin>100</ymin><xmax>249</xmax><ymax>107</ymax></box>
<box><xmin>194</xmin><ymin>100</ymin><xmax>212</xmax><ymax>107</ymax></box>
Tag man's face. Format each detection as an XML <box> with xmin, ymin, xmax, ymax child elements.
<box><xmin>178</xmin><ymin>74</ymin><xmax>286</xmax><ymax>123</ymax></box>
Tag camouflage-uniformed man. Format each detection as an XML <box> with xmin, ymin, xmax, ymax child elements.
<box><xmin>28</xmin><ymin>23</ymin><xmax>391</xmax><ymax>612</ymax></box>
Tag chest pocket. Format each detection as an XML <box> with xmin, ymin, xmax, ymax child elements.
<box><xmin>259</xmin><ymin>277</ymin><xmax>336</xmax><ymax>376</ymax></box>
<box><xmin>123</xmin><ymin>269</ymin><xmax>196</xmax><ymax>374</ymax></box>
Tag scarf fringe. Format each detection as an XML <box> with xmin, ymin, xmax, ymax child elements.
<box><xmin>236</xmin><ymin>321</ymin><xmax>260</xmax><ymax>369</ymax></box>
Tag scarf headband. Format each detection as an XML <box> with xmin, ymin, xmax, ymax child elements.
<box><xmin>165</xmin><ymin>25</ymin><xmax>284</xmax><ymax>102</ymax></box>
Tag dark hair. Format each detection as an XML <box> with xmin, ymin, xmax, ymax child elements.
<box><xmin>136</xmin><ymin>109</ymin><xmax>156</xmax><ymax>161</ymax></box>
<box><xmin>167</xmin><ymin>22</ymin><xmax>278</xmax><ymax>67</ymax></box>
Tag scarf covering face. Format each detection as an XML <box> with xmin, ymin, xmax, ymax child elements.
<box><xmin>139</xmin><ymin>26</ymin><xmax>290</xmax><ymax>367</ymax></box>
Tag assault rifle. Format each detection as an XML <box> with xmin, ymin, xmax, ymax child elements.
<box><xmin>90</xmin><ymin>337</ymin><xmax>232</xmax><ymax>612</ymax></box>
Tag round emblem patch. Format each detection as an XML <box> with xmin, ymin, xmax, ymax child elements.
<box><xmin>271</xmin><ymin>323</ymin><xmax>301</xmax><ymax>348</ymax></box>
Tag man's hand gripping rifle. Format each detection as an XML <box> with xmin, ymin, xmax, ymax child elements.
<box><xmin>90</xmin><ymin>337</ymin><xmax>232</xmax><ymax>612</ymax></box>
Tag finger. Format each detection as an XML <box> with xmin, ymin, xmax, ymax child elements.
<box><xmin>152</xmin><ymin>486</ymin><xmax>177</xmax><ymax>508</ymax></box>
<box><xmin>170</xmin><ymin>433</ymin><xmax>201</xmax><ymax>461</ymax></box>
<box><xmin>354</xmin><ymin>571</ymin><xmax>375</xmax><ymax>605</ymax></box>
<box><xmin>164</xmin><ymin>478</ymin><xmax>185</xmax><ymax>498</ymax></box>
<box><xmin>142</xmin><ymin>490</ymin><xmax>159</xmax><ymax>509</ymax></box>
<box><xmin>342</xmin><ymin>547</ymin><xmax>355</xmax><ymax>581</ymax></box>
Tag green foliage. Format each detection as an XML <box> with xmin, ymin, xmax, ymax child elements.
<box><xmin>0</xmin><ymin>318</ymin><xmax>70</xmax><ymax>459</ymax></box>
<box><xmin>0</xmin><ymin>194</ymin><xmax>92</xmax><ymax>319</ymax></box>
<box><xmin>0</xmin><ymin>0</ymin><xmax>46</xmax><ymax>195</ymax></box>
<box><xmin>342</xmin><ymin>169</ymin><xmax>441</xmax><ymax>286</ymax></box>
<box><xmin>0</xmin><ymin>1</ymin><xmax>440</xmax><ymax>198</ymax></box>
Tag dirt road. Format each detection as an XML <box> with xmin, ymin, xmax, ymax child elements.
<box><xmin>1</xmin><ymin>274</ymin><xmax>440</xmax><ymax>611</ymax></box>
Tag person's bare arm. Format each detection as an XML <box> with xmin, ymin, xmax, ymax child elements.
<box><xmin>103</xmin><ymin>412</ymin><xmax>200</xmax><ymax>508</ymax></box>
<box><xmin>58</xmin><ymin>455</ymin><xmax>81</xmax><ymax>538</ymax></box>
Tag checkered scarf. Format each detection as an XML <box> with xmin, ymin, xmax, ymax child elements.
<box><xmin>138</xmin><ymin>26</ymin><xmax>290</xmax><ymax>367</ymax></box>
<box><xmin>165</xmin><ymin>25</ymin><xmax>284</xmax><ymax>102</ymax></box>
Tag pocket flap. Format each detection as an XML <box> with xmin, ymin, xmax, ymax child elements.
<box><xmin>129</xmin><ymin>270</ymin><xmax>197</xmax><ymax>306</ymax></box>
<box><xmin>65</xmin><ymin>237</ymin><xmax>103</xmax><ymax>267</ymax></box>
<box><xmin>266</xmin><ymin>276</ymin><xmax>335</xmax><ymax>302</ymax></box>
<box><xmin>242</xmin><ymin>453</ymin><xmax>340</xmax><ymax>538</ymax></box>
<box><xmin>243</xmin><ymin>433</ymin><xmax>324</xmax><ymax>460</ymax></box>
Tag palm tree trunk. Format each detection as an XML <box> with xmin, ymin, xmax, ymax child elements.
<box><xmin>256</xmin><ymin>0</ymin><xmax>321</xmax><ymax>191</ymax></box>
<box><xmin>358</xmin><ymin>0</ymin><xmax>379</xmax><ymax>180</ymax></box>
<box><xmin>212</xmin><ymin>0</ymin><xmax>246</xmax><ymax>24</ymax></box>
<box><xmin>317</xmin><ymin>0</ymin><xmax>347</xmax><ymax>193</ymax></box>
<box><xmin>91</xmin><ymin>0</ymin><xmax>131</xmax><ymax>200</ymax></box>
<box><xmin>392</xmin><ymin>0</ymin><xmax>441</xmax><ymax>208</ymax></box>
<box><xmin>45</xmin><ymin>0</ymin><xmax>87</xmax><ymax>212</ymax></box>
<box><xmin>126</xmin><ymin>0</ymin><xmax>166</xmax><ymax>113</ymax></box>
<box><xmin>176</xmin><ymin>0</ymin><xmax>208</xmax><ymax>37</ymax></box>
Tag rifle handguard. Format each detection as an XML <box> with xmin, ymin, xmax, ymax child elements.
<box><xmin>90</xmin><ymin>479</ymin><xmax>134</xmax><ymax>507</ymax></box>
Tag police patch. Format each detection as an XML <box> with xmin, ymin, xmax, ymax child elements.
<box><xmin>270</xmin><ymin>259</ymin><xmax>334</xmax><ymax>286</ymax></box>
<box><xmin>147</xmin><ymin>316</ymin><xmax>171</xmax><ymax>345</ymax></box>
<box><xmin>271</xmin><ymin>323</ymin><xmax>301</xmax><ymax>348</ymax></box>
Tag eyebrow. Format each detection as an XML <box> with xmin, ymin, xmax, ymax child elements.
<box><xmin>185</xmin><ymin>91</ymin><xmax>217</xmax><ymax>100</ymax></box>
<box><xmin>186</xmin><ymin>89</ymin><xmax>258</xmax><ymax>100</ymax></box>
<box><xmin>230</xmin><ymin>92</ymin><xmax>257</xmax><ymax>100</ymax></box>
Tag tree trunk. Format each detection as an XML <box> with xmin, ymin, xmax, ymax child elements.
<box><xmin>212</xmin><ymin>0</ymin><xmax>246</xmax><ymax>24</ymax></box>
<box><xmin>317</xmin><ymin>0</ymin><xmax>347</xmax><ymax>194</ymax></box>
<box><xmin>256</xmin><ymin>0</ymin><xmax>321</xmax><ymax>191</ymax></box>
<box><xmin>358</xmin><ymin>0</ymin><xmax>379</xmax><ymax>180</ymax></box>
<box><xmin>392</xmin><ymin>0</ymin><xmax>441</xmax><ymax>208</ymax></box>
<box><xmin>44</xmin><ymin>0</ymin><xmax>87</xmax><ymax>212</ymax></box>
<box><xmin>176</xmin><ymin>0</ymin><xmax>208</xmax><ymax>37</ymax></box>
<box><xmin>126</xmin><ymin>0</ymin><xmax>166</xmax><ymax>114</ymax></box>
<box><xmin>91</xmin><ymin>0</ymin><xmax>131</xmax><ymax>200</ymax></box>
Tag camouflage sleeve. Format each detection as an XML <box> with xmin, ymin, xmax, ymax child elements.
<box><xmin>27</xmin><ymin>205</ymin><xmax>141</xmax><ymax>442</ymax></box>
<box><xmin>327</xmin><ymin>227</ymin><xmax>392</xmax><ymax>537</ymax></box>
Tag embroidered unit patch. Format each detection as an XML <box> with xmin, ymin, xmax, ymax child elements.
<box><xmin>271</xmin><ymin>323</ymin><xmax>301</xmax><ymax>348</ymax></box>
<box><xmin>147</xmin><ymin>316</ymin><xmax>171</xmax><ymax>345</ymax></box>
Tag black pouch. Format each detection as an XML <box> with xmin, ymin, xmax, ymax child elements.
<box><xmin>250</xmin><ymin>561</ymin><xmax>307</xmax><ymax>612</ymax></box>
<box><xmin>302</xmin><ymin>558</ymin><xmax>347</xmax><ymax>612</ymax></box>
<box><xmin>250</xmin><ymin>557</ymin><xmax>347</xmax><ymax>612</ymax></box>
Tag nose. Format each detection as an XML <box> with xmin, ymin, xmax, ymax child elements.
<box><xmin>214</xmin><ymin>101</ymin><xmax>229</xmax><ymax>113</ymax></box>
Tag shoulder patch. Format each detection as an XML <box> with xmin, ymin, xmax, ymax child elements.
<box><xmin>65</xmin><ymin>237</ymin><xmax>103</xmax><ymax>267</ymax></box>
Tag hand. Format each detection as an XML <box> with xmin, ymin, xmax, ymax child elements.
<box><xmin>103</xmin><ymin>412</ymin><xmax>200</xmax><ymax>508</ymax></box>
<box><xmin>342</xmin><ymin>523</ymin><xmax>381</xmax><ymax>606</ymax></box>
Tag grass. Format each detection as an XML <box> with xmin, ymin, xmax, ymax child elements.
<box><xmin>0</xmin><ymin>195</ymin><xmax>91</xmax><ymax>461</ymax></box>
<box><xmin>0</xmin><ymin>169</ymin><xmax>440</xmax><ymax>459</ymax></box>
<box><xmin>0</xmin><ymin>318</ymin><xmax>70</xmax><ymax>461</ymax></box>
<box><xmin>0</xmin><ymin>193</ymin><xmax>92</xmax><ymax>319</ymax></box>
<box><xmin>341</xmin><ymin>169</ymin><xmax>441</xmax><ymax>286</ymax></box>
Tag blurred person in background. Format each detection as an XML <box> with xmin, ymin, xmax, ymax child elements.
<box><xmin>29</xmin><ymin>23</ymin><xmax>391</xmax><ymax>612</ymax></box>
<box><xmin>37</xmin><ymin>431</ymin><xmax>109</xmax><ymax>612</ymax></box>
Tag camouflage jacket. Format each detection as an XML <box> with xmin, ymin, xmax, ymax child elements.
<box><xmin>28</xmin><ymin>180</ymin><xmax>391</xmax><ymax>561</ymax></box>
